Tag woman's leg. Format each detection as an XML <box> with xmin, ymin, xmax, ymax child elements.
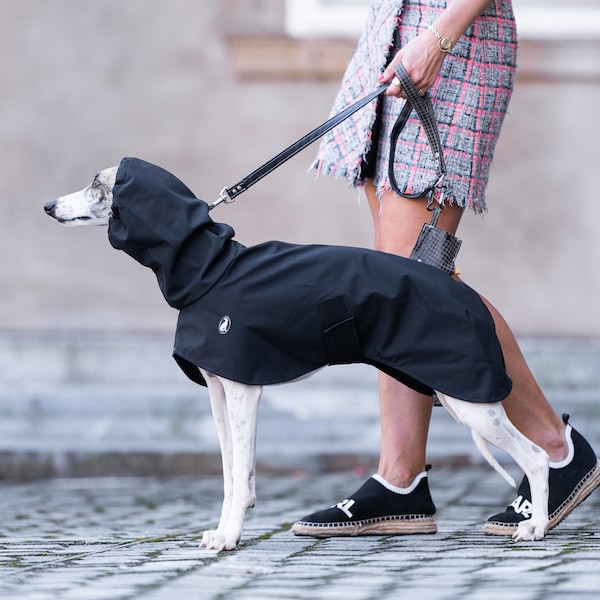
<box><xmin>478</xmin><ymin>298</ymin><xmax>567</xmax><ymax>460</ymax></box>
<box><xmin>483</xmin><ymin>293</ymin><xmax>600</xmax><ymax>534</ymax></box>
<box><xmin>367</xmin><ymin>182</ymin><xmax>464</xmax><ymax>486</ymax></box>
<box><xmin>369</xmin><ymin>182</ymin><xmax>568</xmax><ymax>465</ymax></box>
<box><xmin>291</xmin><ymin>185</ymin><xmax>457</xmax><ymax>537</ymax></box>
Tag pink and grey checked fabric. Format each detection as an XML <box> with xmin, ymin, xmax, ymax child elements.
<box><xmin>310</xmin><ymin>0</ymin><xmax>517</xmax><ymax>214</ymax></box>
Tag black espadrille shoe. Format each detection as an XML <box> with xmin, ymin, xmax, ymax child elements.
<box><xmin>291</xmin><ymin>470</ymin><xmax>437</xmax><ymax>537</ymax></box>
<box><xmin>484</xmin><ymin>415</ymin><xmax>600</xmax><ymax>536</ymax></box>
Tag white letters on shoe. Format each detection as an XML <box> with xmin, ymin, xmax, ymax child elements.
<box><xmin>510</xmin><ymin>495</ymin><xmax>533</xmax><ymax>518</ymax></box>
<box><xmin>334</xmin><ymin>499</ymin><xmax>356</xmax><ymax>518</ymax></box>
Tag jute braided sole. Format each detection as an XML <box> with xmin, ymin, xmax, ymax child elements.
<box><xmin>484</xmin><ymin>459</ymin><xmax>600</xmax><ymax>536</ymax></box>
<box><xmin>291</xmin><ymin>515</ymin><xmax>437</xmax><ymax>537</ymax></box>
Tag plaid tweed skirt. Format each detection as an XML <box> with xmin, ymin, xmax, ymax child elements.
<box><xmin>311</xmin><ymin>0</ymin><xmax>517</xmax><ymax>214</ymax></box>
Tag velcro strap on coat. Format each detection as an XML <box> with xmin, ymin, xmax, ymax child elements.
<box><xmin>319</xmin><ymin>296</ymin><xmax>362</xmax><ymax>364</ymax></box>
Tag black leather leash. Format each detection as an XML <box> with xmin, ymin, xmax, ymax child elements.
<box><xmin>209</xmin><ymin>64</ymin><xmax>447</xmax><ymax>211</ymax></box>
<box><xmin>209</xmin><ymin>82</ymin><xmax>391</xmax><ymax>210</ymax></box>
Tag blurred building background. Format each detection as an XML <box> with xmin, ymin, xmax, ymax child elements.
<box><xmin>1</xmin><ymin>0</ymin><xmax>599</xmax><ymax>476</ymax></box>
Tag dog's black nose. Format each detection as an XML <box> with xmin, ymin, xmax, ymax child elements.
<box><xmin>44</xmin><ymin>200</ymin><xmax>57</xmax><ymax>216</ymax></box>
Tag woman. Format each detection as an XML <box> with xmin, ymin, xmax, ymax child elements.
<box><xmin>292</xmin><ymin>0</ymin><xmax>600</xmax><ymax>538</ymax></box>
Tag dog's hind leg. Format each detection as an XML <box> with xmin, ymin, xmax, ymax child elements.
<box><xmin>437</xmin><ymin>394</ymin><xmax>550</xmax><ymax>541</ymax></box>
<box><xmin>201</xmin><ymin>372</ymin><xmax>262</xmax><ymax>551</ymax></box>
<box><xmin>440</xmin><ymin>395</ymin><xmax>516</xmax><ymax>488</ymax></box>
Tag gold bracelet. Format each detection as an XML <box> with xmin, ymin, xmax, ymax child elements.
<box><xmin>427</xmin><ymin>24</ymin><xmax>453</xmax><ymax>53</ymax></box>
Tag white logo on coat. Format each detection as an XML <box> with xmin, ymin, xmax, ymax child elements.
<box><xmin>219</xmin><ymin>316</ymin><xmax>232</xmax><ymax>334</ymax></box>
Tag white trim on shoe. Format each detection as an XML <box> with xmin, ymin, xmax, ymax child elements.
<box><xmin>372</xmin><ymin>471</ymin><xmax>428</xmax><ymax>496</ymax></box>
<box><xmin>548</xmin><ymin>424</ymin><xmax>574</xmax><ymax>469</ymax></box>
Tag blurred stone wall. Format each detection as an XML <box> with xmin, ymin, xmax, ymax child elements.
<box><xmin>1</xmin><ymin>0</ymin><xmax>599</xmax><ymax>337</ymax></box>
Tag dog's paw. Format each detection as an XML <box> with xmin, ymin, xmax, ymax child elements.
<box><xmin>199</xmin><ymin>529</ymin><xmax>217</xmax><ymax>549</ymax></box>
<box><xmin>200</xmin><ymin>528</ymin><xmax>240</xmax><ymax>551</ymax></box>
<box><xmin>512</xmin><ymin>519</ymin><xmax>548</xmax><ymax>542</ymax></box>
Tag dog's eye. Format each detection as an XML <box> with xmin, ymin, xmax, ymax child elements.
<box><xmin>92</xmin><ymin>178</ymin><xmax>101</xmax><ymax>188</ymax></box>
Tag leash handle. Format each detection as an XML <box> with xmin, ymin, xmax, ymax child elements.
<box><xmin>209</xmin><ymin>83</ymin><xmax>391</xmax><ymax>210</ymax></box>
<box><xmin>388</xmin><ymin>63</ymin><xmax>447</xmax><ymax>203</ymax></box>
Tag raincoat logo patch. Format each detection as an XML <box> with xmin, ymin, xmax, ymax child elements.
<box><xmin>219</xmin><ymin>316</ymin><xmax>231</xmax><ymax>335</ymax></box>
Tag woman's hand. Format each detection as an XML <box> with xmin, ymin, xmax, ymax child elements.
<box><xmin>380</xmin><ymin>0</ymin><xmax>491</xmax><ymax>97</ymax></box>
<box><xmin>380</xmin><ymin>31</ymin><xmax>446</xmax><ymax>98</ymax></box>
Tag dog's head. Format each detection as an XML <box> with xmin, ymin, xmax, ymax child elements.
<box><xmin>44</xmin><ymin>166</ymin><xmax>118</xmax><ymax>226</ymax></box>
<box><xmin>45</xmin><ymin>157</ymin><xmax>238</xmax><ymax>310</ymax></box>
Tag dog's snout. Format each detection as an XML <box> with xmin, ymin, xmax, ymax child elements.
<box><xmin>44</xmin><ymin>200</ymin><xmax>57</xmax><ymax>216</ymax></box>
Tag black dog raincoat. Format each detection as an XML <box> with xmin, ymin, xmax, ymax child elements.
<box><xmin>108</xmin><ymin>158</ymin><xmax>512</xmax><ymax>403</ymax></box>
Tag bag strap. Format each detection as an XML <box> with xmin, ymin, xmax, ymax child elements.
<box><xmin>209</xmin><ymin>83</ymin><xmax>391</xmax><ymax>210</ymax></box>
<box><xmin>388</xmin><ymin>63</ymin><xmax>447</xmax><ymax>202</ymax></box>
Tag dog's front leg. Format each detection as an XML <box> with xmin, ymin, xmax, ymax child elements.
<box><xmin>200</xmin><ymin>371</ymin><xmax>235</xmax><ymax>550</ymax></box>
<box><xmin>201</xmin><ymin>374</ymin><xmax>261</xmax><ymax>551</ymax></box>
<box><xmin>438</xmin><ymin>394</ymin><xmax>550</xmax><ymax>541</ymax></box>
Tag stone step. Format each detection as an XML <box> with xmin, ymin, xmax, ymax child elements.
<box><xmin>1</xmin><ymin>333</ymin><xmax>599</xmax><ymax>478</ymax></box>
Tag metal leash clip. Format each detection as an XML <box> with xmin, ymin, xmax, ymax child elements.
<box><xmin>425</xmin><ymin>175</ymin><xmax>446</xmax><ymax>212</ymax></box>
<box><xmin>209</xmin><ymin>187</ymin><xmax>237</xmax><ymax>211</ymax></box>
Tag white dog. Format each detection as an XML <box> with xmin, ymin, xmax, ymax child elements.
<box><xmin>45</xmin><ymin>158</ymin><xmax>551</xmax><ymax>551</ymax></box>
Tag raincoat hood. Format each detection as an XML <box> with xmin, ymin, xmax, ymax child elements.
<box><xmin>108</xmin><ymin>157</ymin><xmax>239</xmax><ymax>309</ymax></box>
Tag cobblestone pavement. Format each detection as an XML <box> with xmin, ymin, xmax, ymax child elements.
<box><xmin>1</xmin><ymin>466</ymin><xmax>600</xmax><ymax>600</ymax></box>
